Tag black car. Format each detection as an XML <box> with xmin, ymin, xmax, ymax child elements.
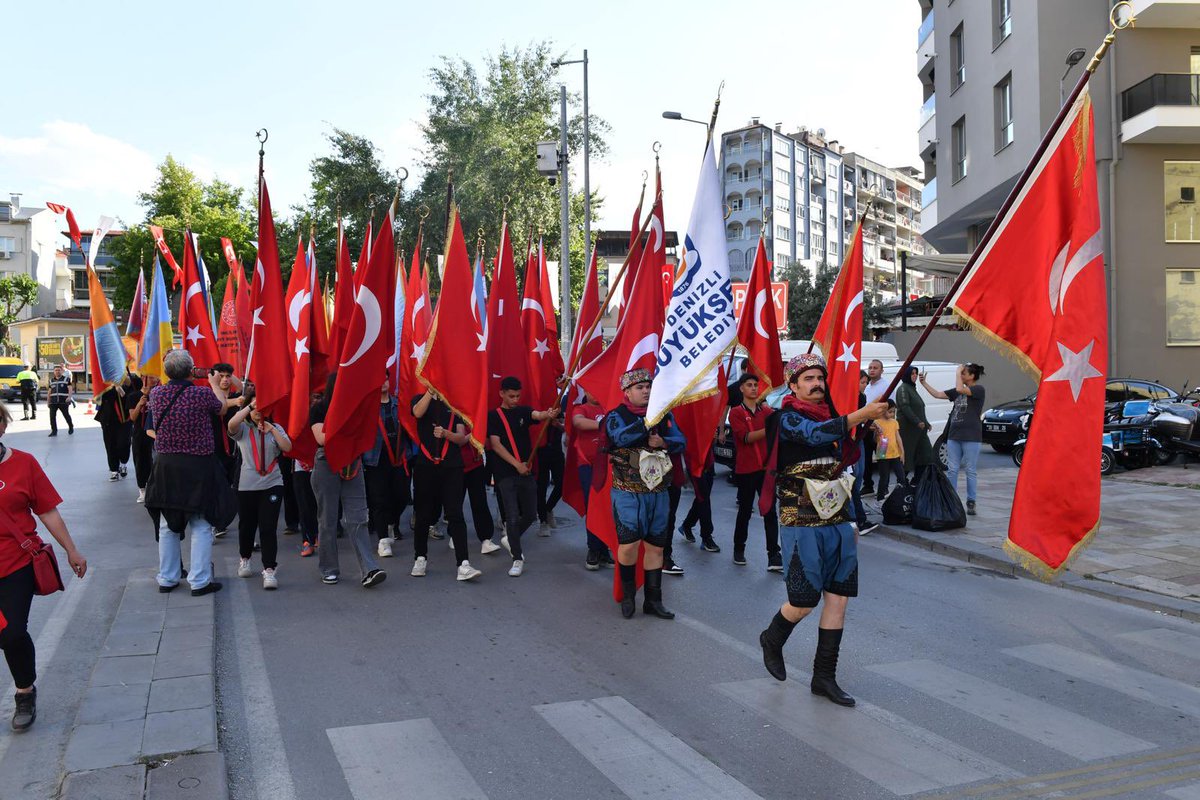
<box><xmin>982</xmin><ymin>379</ymin><xmax>1177</xmax><ymax>452</ymax></box>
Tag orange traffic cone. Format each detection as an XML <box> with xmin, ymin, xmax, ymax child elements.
<box><xmin>85</xmin><ymin>400</ymin><xmax>95</xmax><ymax>416</ymax></box>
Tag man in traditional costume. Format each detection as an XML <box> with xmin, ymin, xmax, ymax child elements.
<box><xmin>758</xmin><ymin>353</ymin><xmax>887</xmax><ymax>706</ymax></box>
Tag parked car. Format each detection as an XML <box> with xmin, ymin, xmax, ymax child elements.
<box><xmin>982</xmin><ymin>379</ymin><xmax>1176</xmax><ymax>452</ymax></box>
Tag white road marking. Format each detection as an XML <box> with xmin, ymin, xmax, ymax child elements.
<box><xmin>1116</xmin><ymin>628</ymin><xmax>1200</xmax><ymax>661</ymax></box>
<box><xmin>327</xmin><ymin>718</ymin><xmax>487</xmax><ymax>800</ymax></box>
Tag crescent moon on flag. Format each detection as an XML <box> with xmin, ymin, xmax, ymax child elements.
<box><xmin>288</xmin><ymin>290</ymin><xmax>312</xmax><ymax>332</ymax></box>
<box><xmin>753</xmin><ymin>289</ymin><xmax>771</xmax><ymax>339</ymax></box>
<box><xmin>411</xmin><ymin>294</ymin><xmax>426</xmax><ymax>322</ymax></box>
<box><xmin>1048</xmin><ymin>231</ymin><xmax>1103</xmax><ymax>315</ymax></box>
<box><xmin>185</xmin><ymin>281</ymin><xmax>203</xmax><ymax>306</ymax></box>
<box><xmin>255</xmin><ymin>258</ymin><xmax>265</xmax><ymax>288</ymax></box>
<box><xmin>341</xmin><ymin>286</ymin><xmax>381</xmax><ymax>367</ymax></box>
<box><xmin>522</xmin><ymin>298</ymin><xmax>546</xmax><ymax>322</ymax></box>
<box><xmin>626</xmin><ymin>333</ymin><xmax>660</xmax><ymax>371</ymax></box>
<box><xmin>648</xmin><ymin>215</ymin><xmax>664</xmax><ymax>253</ymax></box>
<box><xmin>844</xmin><ymin>290</ymin><xmax>864</xmax><ymax>327</ymax></box>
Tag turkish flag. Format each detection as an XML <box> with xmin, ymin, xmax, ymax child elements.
<box><xmin>736</xmin><ymin>237</ymin><xmax>786</xmax><ymax>393</ymax></box>
<box><xmin>575</xmin><ymin>221</ymin><xmax>666</xmax><ymax>412</ymax></box>
<box><xmin>951</xmin><ymin>86</ymin><xmax>1107</xmax><ymax>577</ymax></box>
<box><xmin>522</xmin><ymin>236</ymin><xmax>564</xmax><ymax>411</ymax></box>
<box><xmin>642</xmin><ymin>168</ymin><xmax>671</xmax><ymax>310</ymax></box>
<box><xmin>323</xmin><ymin>206</ymin><xmax>395</xmax><ymax>471</ymax></box>
<box><xmin>486</xmin><ymin>221</ymin><xmax>529</xmax><ymax>403</ymax></box>
<box><xmin>568</xmin><ymin>247</ymin><xmax>604</xmax><ymax>374</ymax></box>
<box><xmin>329</xmin><ymin>220</ymin><xmax>356</xmax><ymax>363</ymax></box>
<box><xmin>285</xmin><ymin>237</ymin><xmax>322</xmax><ymax>463</ymax></box>
<box><xmin>397</xmin><ymin>227</ymin><xmax>431</xmax><ymax>442</ymax></box>
<box><xmin>353</xmin><ymin>220</ymin><xmax>372</xmax><ymax>290</ymax></box>
<box><xmin>811</xmin><ymin>221</ymin><xmax>865</xmax><ymax>418</ymax></box>
<box><xmin>247</xmin><ymin>177</ymin><xmax>292</xmax><ymax>423</ymax></box>
<box><xmin>148</xmin><ymin>224</ymin><xmax>183</xmax><ymax>289</ymax></box>
<box><xmin>307</xmin><ymin>238</ymin><xmax>331</xmax><ymax>391</ymax></box>
<box><xmin>179</xmin><ymin>230</ymin><xmax>221</xmax><ymax>372</ymax></box>
<box><xmin>217</xmin><ymin>237</ymin><xmax>246</xmax><ymax>374</ymax></box>
<box><xmin>618</xmin><ymin>190</ymin><xmax>646</xmax><ymax>325</ymax></box>
<box><xmin>233</xmin><ymin>258</ymin><xmax>251</xmax><ymax>373</ymax></box>
<box><xmin>420</xmin><ymin>204</ymin><xmax>489</xmax><ymax>451</ymax></box>
<box><xmin>673</xmin><ymin>367</ymin><xmax>728</xmax><ymax>479</ymax></box>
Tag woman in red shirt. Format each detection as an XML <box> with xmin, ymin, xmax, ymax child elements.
<box><xmin>0</xmin><ymin>402</ymin><xmax>87</xmax><ymax>732</ymax></box>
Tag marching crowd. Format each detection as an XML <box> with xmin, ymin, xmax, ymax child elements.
<box><xmin>0</xmin><ymin>347</ymin><xmax>988</xmax><ymax>732</ymax></box>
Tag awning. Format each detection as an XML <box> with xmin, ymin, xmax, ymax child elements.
<box><xmin>903</xmin><ymin>252</ymin><xmax>971</xmax><ymax>279</ymax></box>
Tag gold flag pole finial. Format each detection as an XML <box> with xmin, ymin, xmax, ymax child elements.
<box><xmin>1088</xmin><ymin>1</ymin><xmax>1135</xmax><ymax>73</ymax></box>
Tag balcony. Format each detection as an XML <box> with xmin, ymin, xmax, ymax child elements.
<box><xmin>917</xmin><ymin>11</ymin><xmax>935</xmax><ymax>80</ymax></box>
<box><xmin>919</xmin><ymin>94</ymin><xmax>937</xmax><ymax>157</ymax></box>
<box><xmin>917</xmin><ymin>10</ymin><xmax>934</xmax><ymax>47</ymax></box>
<box><xmin>1121</xmin><ymin>74</ymin><xmax>1200</xmax><ymax>143</ymax></box>
<box><xmin>1128</xmin><ymin>1</ymin><xmax>1200</xmax><ymax>28</ymax></box>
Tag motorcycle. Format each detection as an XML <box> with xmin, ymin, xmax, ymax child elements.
<box><xmin>1146</xmin><ymin>394</ymin><xmax>1200</xmax><ymax>465</ymax></box>
<box><xmin>1011</xmin><ymin>400</ymin><xmax>1167</xmax><ymax>474</ymax></box>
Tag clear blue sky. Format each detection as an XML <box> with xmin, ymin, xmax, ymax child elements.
<box><xmin>2</xmin><ymin>0</ymin><xmax>922</xmax><ymax>240</ymax></box>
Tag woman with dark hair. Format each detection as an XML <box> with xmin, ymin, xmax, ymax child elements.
<box><xmin>0</xmin><ymin>401</ymin><xmax>88</xmax><ymax>731</ymax></box>
<box><xmin>309</xmin><ymin>372</ymin><xmax>386</xmax><ymax>588</ymax></box>
<box><xmin>95</xmin><ymin>377</ymin><xmax>133</xmax><ymax>481</ymax></box>
<box><xmin>922</xmin><ymin>363</ymin><xmax>986</xmax><ymax>515</ymax></box>
<box><xmin>228</xmin><ymin>392</ymin><xmax>291</xmax><ymax>589</ymax></box>
<box><xmin>127</xmin><ymin>374</ymin><xmax>158</xmax><ymax>503</ymax></box>
<box><xmin>895</xmin><ymin>366</ymin><xmax>935</xmax><ymax>479</ymax></box>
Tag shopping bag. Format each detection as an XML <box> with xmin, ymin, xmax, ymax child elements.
<box><xmin>881</xmin><ymin>481</ymin><xmax>915</xmax><ymax>526</ymax></box>
<box><xmin>912</xmin><ymin>466</ymin><xmax>967</xmax><ymax>532</ymax></box>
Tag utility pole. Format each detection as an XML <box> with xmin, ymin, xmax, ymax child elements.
<box><xmin>558</xmin><ymin>84</ymin><xmax>572</xmax><ymax>353</ymax></box>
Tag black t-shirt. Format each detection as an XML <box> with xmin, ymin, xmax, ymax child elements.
<box><xmin>945</xmin><ymin>385</ymin><xmax>986</xmax><ymax>442</ymax></box>
<box><xmin>411</xmin><ymin>394</ymin><xmax>462</xmax><ymax>467</ymax></box>
<box><xmin>488</xmin><ymin>405</ymin><xmax>535</xmax><ymax>481</ymax></box>
<box><xmin>308</xmin><ymin>401</ymin><xmax>328</xmax><ymax>427</ymax></box>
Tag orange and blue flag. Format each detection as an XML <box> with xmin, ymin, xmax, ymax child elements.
<box><xmin>138</xmin><ymin>254</ymin><xmax>174</xmax><ymax>382</ymax></box>
<box><xmin>88</xmin><ymin>263</ymin><xmax>127</xmax><ymax>397</ymax></box>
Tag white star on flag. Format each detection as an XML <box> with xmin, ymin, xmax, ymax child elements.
<box><xmin>253</xmin><ymin>306</ymin><xmax>265</xmax><ymax>327</ymax></box>
<box><xmin>186</xmin><ymin>325</ymin><xmax>204</xmax><ymax>345</ymax></box>
<box><xmin>532</xmin><ymin>338</ymin><xmax>550</xmax><ymax>359</ymax></box>
<box><xmin>294</xmin><ymin>336</ymin><xmax>309</xmax><ymax>362</ymax></box>
<box><xmin>411</xmin><ymin>340</ymin><xmax>426</xmax><ymax>363</ymax></box>
<box><xmin>836</xmin><ymin>341</ymin><xmax>857</xmax><ymax>371</ymax></box>
<box><xmin>1044</xmin><ymin>339</ymin><xmax>1103</xmax><ymax>401</ymax></box>
<box><xmin>476</xmin><ymin>328</ymin><xmax>488</xmax><ymax>353</ymax></box>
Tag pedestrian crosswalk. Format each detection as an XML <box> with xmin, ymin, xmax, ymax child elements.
<box><xmin>305</xmin><ymin>620</ymin><xmax>1200</xmax><ymax>800</ymax></box>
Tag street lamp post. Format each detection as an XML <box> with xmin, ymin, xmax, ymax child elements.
<box><xmin>1060</xmin><ymin>47</ymin><xmax>1088</xmax><ymax>105</ymax></box>
<box><xmin>558</xmin><ymin>85</ymin><xmax>571</xmax><ymax>354</ymax></box>
<box><xmin>551</xmin><ymin>51</ymin><xmax>589</xmax><ymax>350</ymax></box>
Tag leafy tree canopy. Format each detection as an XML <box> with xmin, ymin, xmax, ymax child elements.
<box><xmin>0</xmin><ymin>273</ymin><xmax>39</xmax><ymax>355</ymax></box>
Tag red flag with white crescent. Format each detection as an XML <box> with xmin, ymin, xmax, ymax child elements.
<box><xmin>487</xmin><ymin>221</ymin><xmax>528</xmax><ymax>403</ymax></box>
<box><xmin>810</xmin><ymin>220</ymin><xmax>865</xmax><ymax>418</ymax></box>
<box><xmin>179</xmin><ymin>230</ymin><xmax>221</xmax><ymax>372</ymax></box>
<box><xmin>736</xmin><ymin>237</ymin><xmax>786</xmax><ymax>394</ymax></box>
<box><xmin>330</xmin><ymin>220</ymin><xmax>355</xmax><ymax>363</ymax></box>
<box><xmin>397</xmin><ymin>226</ymin><xmax>429</xmax><ymax>442</ymax></box>
<box><xmin>522</xmin><ymin>236</ymin><xmax>563</xmax><ymax>412</ymax></box>
<box><xmin>247</xmin><ymin>178</ymin><xmax>292</xmax><ymax>423</ymax></box>
<box><xmin>148</xmin><ymin>224</ymin><xmax>184</xmax><ymax>289</ymax></box>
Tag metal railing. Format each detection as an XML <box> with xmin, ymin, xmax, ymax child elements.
<box><xmin>1121</xmin><ymin>74</ymin><xmax>1200</xmax><ymax>121</ymax></box>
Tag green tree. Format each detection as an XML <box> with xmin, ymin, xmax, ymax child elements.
<box><xmin>405</xmin><ymin>41</ymin><xmax>609</xmax><ymax>310</ymax></box>
<box><xmin>0</xmin><ymin>274</ymin><xmax>39</xmax><ymax>354</ymax></box>
<box><xmin>108</xmin><ymin>156</ymin><xmax>259</xmax><ymax>312</ymax></box>
<box><xmin>780</xmin><ymin>260</ymin><xmax>890</xmax><ymax>341</ymax></box>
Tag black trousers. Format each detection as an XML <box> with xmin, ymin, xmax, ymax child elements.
<box><xmin>875</xmin><ymin>458</ymin><xmax>907</xmax><ymax>499</ymax></box>
<box><xmin>238</xmin><ymin>488</ymin><xmax>282</xmax><ymax>569</ymax></box>
<box><xmin>20</xmin><ymin>388</ymin><xmax>36</xmax><ymax>418</ymax></box>
<box><xmin>662</xmin><ymin>484</ymin><xmax>683</xmax><ymax>562</ymax></box>
<box><xmin>464</xmin><ymin>466</ymin><xmax>494</xmax><ymax>542</ymax></box>
<box><xmin>131</xmin><ymin>429</ymin><xmax>154</xmax><ymax>489</ymax></box>
<box><xmin>536</xmin><ymin>445</ymin><xmax>564</xmax><ymax>523</ymax></box>
<box><xmin>0</xmin><ymin>564</ymin><xmax>36</xmax><ymax>689</ymax></box>
<box><xmin>364</xmin><ymin>461</ymin><xmax>409</xmax><ymax>539</ymax></box>
<box><xmin>278</xmin><ymin>458</ymin><xmax>300</xmax><ymax>530</ymax></box>
<box><xmin>733</xmin><ymin>470</ymin><xmax>780</xmax><ymax>557</ymax></box>
<box><xmin>49</xmin><ymin>402</ymin><xmax>73</xmax><ymax>433</ymax></box>
<box><xmin>681</xmin><ymin>470</ymin><xmax>715</xmax><ymax>537</ymax></box>
<box><xmin>863</xmin><ymin>430</ymin><xmax>877</xmax><ymax>489</ymax></box>
<box><xmin>495</xmin><ymin>474</ymin><xmax>537</xmax><ymax>560</ymax></box>
<box><xmin>292</xmin><ymin>470</ymin><xmax>319</xmax><ymax>546</ymax></box>
<box><xmin>413</xmin><ymin>460</ymin><xmax>468</xmax><ymax>565</ymax></box>
<box><xmin>100</xmin><ymin>420</ymin><xmax>132</xmax><ymax>473</ymax></box>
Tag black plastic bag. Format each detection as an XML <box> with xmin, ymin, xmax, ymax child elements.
<box><xmin>882</xmin><ymin>481</ymin><xmax>915</xmax><ymax>525</ymax></box>
<box><xmin>912</xmin><ymin>466</ymin><xmax>967</xmax><ymax>532</ymax></box>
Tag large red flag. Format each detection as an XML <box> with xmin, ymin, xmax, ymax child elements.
<box><xmin>217</xmin><ymin>237</ymin><xmax>246</xmax><ymax>374</ymax></box>
<box><xmin>148</xmin><ymin>224</ymin><xmax>183</xmax><ymax>289</ymax></box>
<box><xmin>950</xmin><ymin>87</ymin><xmax>1107</xmax><ymax>577</ymax></box>
<box><xmin>486</xmin><ymin>220</ymin><xmax>528</xmax><ymax>403</ymax></box>
<box><xmin>179</xmin><ymin>230</ymin><xmax>221</xmax><ymax>371</ymax></box>
<box><xmin>323</xmin><ymin>206</ymin><xmax>395</xmax><ymax>471</ymax></box>
<box><xmin>642</xmin><ymin>167</ymin><xmax>670</xmax><ymax>310</ymax></box>
<box><xmin>568</xmin><ymin>247</ymin><xmax>604</xmax><ymax>374</ymax></box>
<box><xmin>419</xmin><ymin>205</ymin><xmax>488</xmax><ymax>451</ymax></box>
<box><xmin>618</xmin><ymin>189</ymin><xmax>646</xmax><ymax>325</ymax></box>
<box><xmin>233</xmin><ymin>258</ymin><xmax>251</xmax><ymax>374</ymax></box>
<box><xmin>307</xmin><ymin>238</ymin><xmax>331</xmax><ymax>391</ymax></box>
<box><xmin>283</xmin><ymin>234</ymin><xmax>309</xmax><ymax>375</ymax></box>
<box><xmin>247</xmin><ymin>177</ymin><xmax>292</xmax><ymax>423</ymax></box>
<box><xmin>674</xmin><ymin>367</ymin><xmax>728</xmax><ymax>479</ymax></box>
<box><xmin>353</xmin><ymin>220</ymin><xmax>372</xmax><ymax>290</ymax></box>
<box><xmin>285</xmin><ymin>237</ymin><xmax>321</xmax><ymax>464</ymax></box>
<box><xmin>810</xmin><ymin>220</ymin><xmax>865</xmax><ymax>418</ymax></box>
<box><xmin>329</xmin><ymin>219</ymin><xmax>355</xmax><ymax>363</ymax></box>
<box><xmin>736</xmin><ymin>237</ymin><xmax>786</xmax><ymax>394</ymax></box>
<box><xmin>397</xmin><ymin>227</ymin><xmax>430</xmax><ymax>442</ymax></box>
<box><xmin>521</xmin><ymin>236</ymin><xmax>564</xmax><ymax>411</ymax></box>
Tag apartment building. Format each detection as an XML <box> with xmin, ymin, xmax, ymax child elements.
<box><xmin>917</xmin><ymin>0</ymin><xmax>1200</xmax><ymax>384</ymax></box>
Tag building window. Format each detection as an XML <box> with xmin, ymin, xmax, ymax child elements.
<box><xmin>813</xmin><ymin>235</ymin><xmax>825</xmax><ymax>253</ymax></box>
<box><xmin>1191</xmin><ymin>46</ymin><xmax>1200</xmax><ymax>75</ymax></box>
<box><xmin>995</xmin><ymin>74</ymin><xmax>1014</xmax><ymax>150</ymax></box>
<box><xmin>1167</xmin><ymin>269</ymin><xmax>1200</xmax><ymax>345</ymax></box>
<box><xmin>728</xmin><ymin>196</ymin><xmax>744</xmax><ymax>212</ymax></box>
<box><xmin>951</xmin><ymin>24</ymin><xmax>966</xmax><ymax>89</ymax></box>
<box><xmin>1165</xmin><ymin>162</ymin><xmax>1200</xmax><ymax>241</ymax></box>
<box><xmin>776</xmin><ymin>197</ymin><xmax>790</xmax><ymax>213</ymax></box>
<box><xmin>952</xmin><ymin>117</ymin><xmax>968</xmax><ymax>183</ymax></box>
<box><xmin>775</xmin><ymin>167</ymin><xmax>790</xmax><ymax>183</ymax></box>
<box><xmin>994</xmin><ymin>0</ymin><xmax>1012</xmax><ymax>47</ymax></box>
<box><xmin>0</xmin><ymin>236</ymin><xmax>16</xmax><ymax>254</ymax></box>
<box><xmin>776</xmin><ymin>253</ymin><xmax>791</xmax><ymax>268</ymax></box>
<box><xmin>776</xmin><ymin>225</ymin><xmax>791</xmax><ymax>242</ymax></box>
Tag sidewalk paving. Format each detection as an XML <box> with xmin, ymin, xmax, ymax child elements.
<box><xmin>874</xmin><ymin>461</ymin><xmax>1200</xmax><ymax>621</ymax></box>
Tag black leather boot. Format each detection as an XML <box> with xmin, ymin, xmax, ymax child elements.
<box><xmin>810</xmin><ymin>627</ymin><xmax>855</xmax><ymax>706</ymax></box>
<box><xmin>619</xmin><ymin>563</ymin><xmax>637</xmax><ymax>619</ymax></box>
<box><xmin>642</xmin><ymin>569</ymin><xmax>674</xmax><ymax>619</ymax></box>
<box><xmin>759</xmin><ymin>611</ymin><xmax>797</xmax><ymax>681</ymax></box>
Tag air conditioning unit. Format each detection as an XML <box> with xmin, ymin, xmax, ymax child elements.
<box><xmin>0</xmin><ymin>251</ymin><xmax>11</xmax><ymax>260</ymax></box>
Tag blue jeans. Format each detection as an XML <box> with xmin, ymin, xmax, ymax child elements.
<box><xmin>157</xmin><ymin>514</ymin><xmax>214</xmax><ymax>590</ymax></box>
<box><xmin>946</xmin><ymin>440</ymin><xmax>981</xmax><ymax>502</ymax></box>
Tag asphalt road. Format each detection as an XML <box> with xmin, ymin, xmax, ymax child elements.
<box><xmin>4</xmin><ymin>420</ymin><xmax>1199</xmax><ymax>800</ymax></box>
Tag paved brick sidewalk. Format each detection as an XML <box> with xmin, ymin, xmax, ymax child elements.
<box><xmin>875</xmin><ymin>461</ymin><xmax>1200</xmax><ymax>616</ymax></box>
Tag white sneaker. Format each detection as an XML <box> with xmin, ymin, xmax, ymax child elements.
<box><xmin>500</xmin><ymin>535</ymin><xmax>512</xmax><ymax>554</ymax></box>
<box><xmin>508</xmin><ymin>559</ymin><xmax>524</xmax><ymax>577</ymax></box>
<box><xmin>238</xmin><ymin>559</ymin><xmax>255</xmax><ymax>578</ymax></box>
<box><xmin>136</xmin><ymin>488</ymin><xmax>145</xmax><ymax>504</ymax></box>
<box><xmin>410</xmin><ymin>557</ymin><xmax>427</xmax><ymax>577</ymax></box>
<box><xmin>456</xmin><ymin>561</ymin><xmax>482</xmax><ymax>582</ymax></box>
<box><xmin>109</xmin><ymin>472</ymin><xmax>119</xmax><ymax>482</ymax></box>
<box><xmin>377</xmin><ymin>537</ymin><xmax>394</xmax><ymax>558</ymax></box>
<box><xmin>480</xmin><ymin>539</ymin><xmax>502</xmax><ymax>555</ymax></box>
<box><xmin>262</xmin><ymin>569</ymin><xmax>278</xmax><ymax>590</ymax></box>
<box><xmin>538</xmin><ymin>521</ymin><xmax>551</xmax><ymax>537</ymax></box>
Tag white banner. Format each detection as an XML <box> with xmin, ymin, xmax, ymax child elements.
<box><xmin>646</xmin><ymin>139</ymin><xmax>735</xmax><ymax>425</ymax></box>
<box><xmin>87</xmin><ymin>215</ymin><xmax>116</xmax><ymax>268</ymax></box>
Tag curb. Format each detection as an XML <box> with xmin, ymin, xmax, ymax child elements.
<box><xmin>874</xmin><ymin>524</ymin><xmax>1200</xmax><ymax>624</ymax></box>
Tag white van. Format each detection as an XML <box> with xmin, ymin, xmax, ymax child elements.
<box><xmin>717</xmin><ymin>341</ymin><xmax>960</xmax><ymax>467</ymax></box>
